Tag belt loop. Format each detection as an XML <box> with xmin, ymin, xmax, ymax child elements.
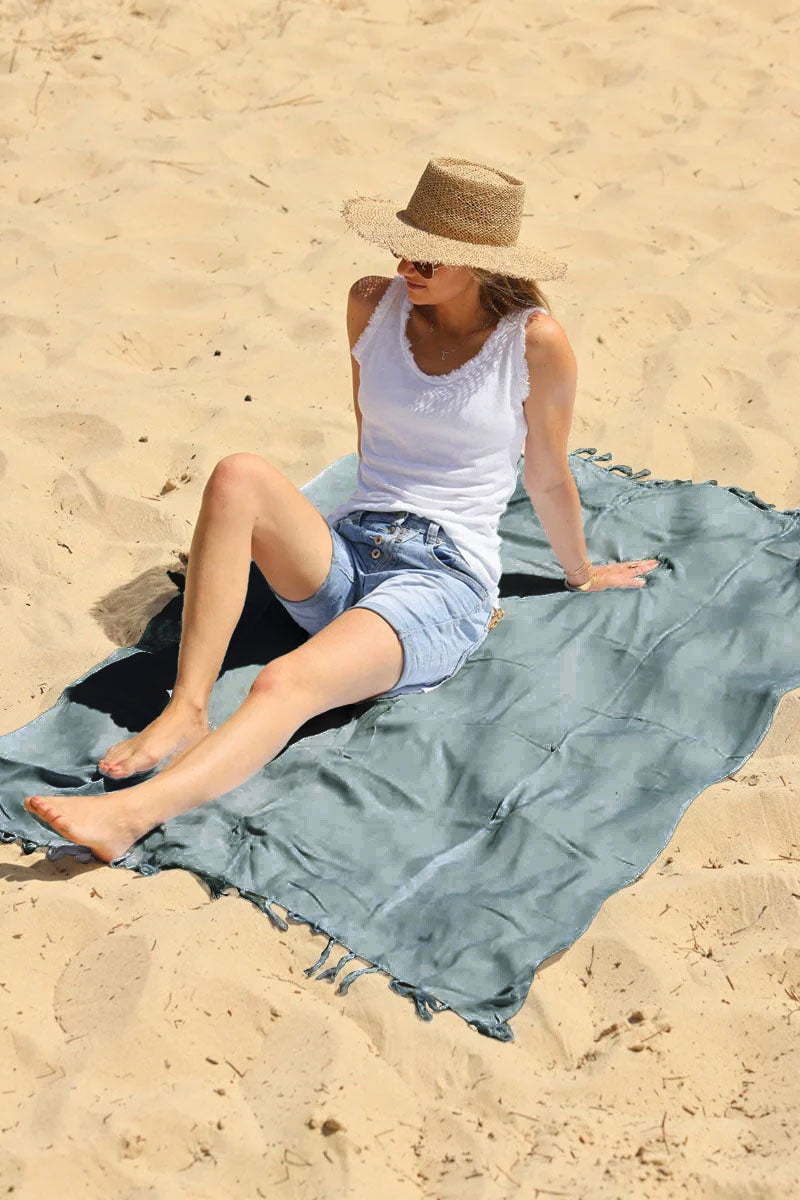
<box><xmin>425</xmin><ymin>521</ymin><xmax>440</xmax><ymax>546</ymax></box>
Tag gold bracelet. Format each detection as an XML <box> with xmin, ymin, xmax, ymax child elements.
<box><xmin>565</xmin><ymin>557</ymin><xmax>593</xmax><ymax>587</ymax></box>
<box><xmin>566</xmin><ymin>573</ymin><xmax>596</xmax><ymax>591</ymax></box>
<box><xmin>564</xmin><ymin>556</ymin><xmax>591</xmax><ymax>577</ymax></box>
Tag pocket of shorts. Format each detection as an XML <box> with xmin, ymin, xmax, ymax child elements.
<box><xmin>426</xmin><ymin>610</ymin><xmax>491</xmax><ymax>691</ymax></box>
<box><xmin>429</xmin><ymin>538</ymin><xmax>489</xmax><ymax>603</ymax></box>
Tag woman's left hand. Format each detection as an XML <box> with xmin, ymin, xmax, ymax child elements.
<box><xmin>571</xmin><ymin>558</ymin><xmax>661</xmax><ymax>591</ymax></box>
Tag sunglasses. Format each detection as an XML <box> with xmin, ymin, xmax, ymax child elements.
<box><xmin>389</xmin><ymin>249</ymin><xmax>440</xmax><ymax>280</ymax></box>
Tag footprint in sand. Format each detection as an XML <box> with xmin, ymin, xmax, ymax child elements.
<box><xmin>53</xmin><ymin>934</ymin><xmax>151</xmax><ymax>1040</ymax></box>
<box><xmin>18</xmin><ymin>410</ymin><xmax>124</xmax><ymax>466</ymax></box>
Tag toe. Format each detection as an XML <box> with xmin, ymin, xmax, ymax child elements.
<box><xmin>103</xmin><ymin>751</ymin><xmax>147</xmax><ymax>777</ymax></box>
<box><xmin>122</xmin><ymin>750</ymin><xmax>157</xmax><ymax>775</ymax></box>
<box><xmin>104</xmin><ymin>759</ymin><xmax>133</xmax><ymax>779</ymax></box>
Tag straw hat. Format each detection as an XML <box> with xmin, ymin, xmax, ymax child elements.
<box><xmin>340</xmin><ymin>155</ymin><xmax>567</xmax><ymax>282</ymax></box>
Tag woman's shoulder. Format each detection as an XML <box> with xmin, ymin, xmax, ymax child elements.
<box><xmin>347</xmin><ymin>276</ymin><xmax>395</xmax><ymax>352</ymax></box>
<box><xmin>349</xmin><ymin>274</ymin><xmax>394</xmax><ymax>314</ymax></box>
<box><xmin>520</xmin><ymin>308</ymin><xmax>576</xmax><ymax>384</ymax></box>
<box><xmin>521</xmin><ymin>308</ymin><xmax>571</xmax><ymax>356</ymax></box>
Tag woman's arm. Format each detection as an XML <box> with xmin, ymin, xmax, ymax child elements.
<box><xmin>521</xmin><ymin>314</ymin><xmax>661</xmax><ymax>593</ymax></box>
<box><xmin>520</xmin><ymin>314</ymin><xmax>589</xmax><ymax>582</ymax></box>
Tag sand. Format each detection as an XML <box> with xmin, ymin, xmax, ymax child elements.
<box><xmin>1</xmin><ymin>0</ymin><xmax>798</xmax><ymax>1195</ymax></box>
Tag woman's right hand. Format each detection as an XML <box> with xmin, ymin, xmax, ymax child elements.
<box><xmin>568</xmin><ymin>558</ymin><xmax>660</xmax><ymax>591</ymax></box>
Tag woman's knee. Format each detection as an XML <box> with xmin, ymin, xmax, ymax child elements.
<box><xmin>205</xmin><ymin>453</ymin><xmax>275</xmax><ymax>506</ymax></box>
<box><xmin>248</xmin><ymin>659</ymin><xmax>308</xmax><ymax>703</ymax></box>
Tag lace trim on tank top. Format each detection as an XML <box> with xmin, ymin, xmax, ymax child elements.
<box><xmin>400</xmin><ymin>282</ymin><xmax>550</xmax><ymax>409</ymax></box>
<box><xmin>355</xmin><ymin>274</ymin><xmax>548</xmax><ymax>410</ymax></box>
<box><xmin>510</xmin><ymin>304</ymin><xmax>549</xmax><ymax>408</ymax></box>
<box><xmin>399</xmin><ymin>285</ymin><xmax>515</xmax><ymax>388</ymax></box>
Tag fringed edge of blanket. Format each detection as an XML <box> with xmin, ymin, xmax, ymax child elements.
<box><xmin>572</xmin><ymin>447</ymin><xmax>800</xmax><ymax>515</ymax></box>
<box><xmin>236</xmin><ymin>886</ymin><xmax>515</xmax><ymax>1043</ymax></box>
<box><xmin>0</xmin><ymin>827</ymin><xmax>515</xmax><ymax>1043</ymax></box>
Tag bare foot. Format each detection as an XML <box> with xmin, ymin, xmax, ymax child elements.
<box><xmin>23</xmin><ymin>793</ymin><xmax>152</xmax><ymax>864</ymax></box>
<box><xmin>99</xmin><ymin>702</ymin><xmax>209</xmax><ymax>779</ymax></box>
<box><xmin>157</xmin><ymin>723</ymin><xmax>216</xmax><ymax>776</ymax></box>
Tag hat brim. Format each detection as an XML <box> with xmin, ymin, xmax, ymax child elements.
<box><xmin>341</xmin><ymin>194</ymin><xmax>567</xmax><ymax>282</ymax></box>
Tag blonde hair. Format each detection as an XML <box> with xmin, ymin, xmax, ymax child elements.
<box><xmin>469</xmin><ymin>266</ymin><xmax>551</xmax><ymax>320</ymax></box>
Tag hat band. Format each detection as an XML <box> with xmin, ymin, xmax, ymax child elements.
<box><xmin>396</xmin><ymin>203</ymin><xmax>520</xmax><ymax>249</ymax></box>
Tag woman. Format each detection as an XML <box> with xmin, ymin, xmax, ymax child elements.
<box><xmin>23</xmin><ymin>156</ymin><xmax>659</xmax><ymax>862</ymax></box>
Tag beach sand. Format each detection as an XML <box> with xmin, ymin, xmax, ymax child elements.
<box><xmin>1</xmin><ymin>0</ymin><xmax>798</xmax><ymax>1195</ymax></box>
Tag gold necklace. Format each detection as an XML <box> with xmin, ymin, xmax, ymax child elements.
<box><xmin>425</xmin><ymin>311</ymin><xmax>498</xmax><ymax>361</ymax></box>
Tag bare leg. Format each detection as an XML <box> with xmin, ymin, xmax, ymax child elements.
<box><xmin>98</xmin><ymin>475</ymin><xmax>249</xmax><ymax>778</ymax></box>
<box><xmin>99</xmin><ymin>454</ymin><xmax>335</xmax><ymax>779</ymax></box>
<box><xmin>24</xmin><ymin>607</ymin><xmax>404</xmax><ymax>863</ymax></box>
<box><xmin>34</xmin><ymin>683</ymin><xmax>314</xmax><ymax>863</ymax></box>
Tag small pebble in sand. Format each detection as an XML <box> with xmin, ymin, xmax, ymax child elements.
<box><xmin>321</xmin><ymin>1118</ymin><xmax>345</xmax><ymax>1136</ymax></box>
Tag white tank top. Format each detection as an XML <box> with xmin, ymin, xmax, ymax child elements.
<box><xmin>326</xmin><ymin>274</ymin><xmax>546</xmax><ymax>608</ymax></box>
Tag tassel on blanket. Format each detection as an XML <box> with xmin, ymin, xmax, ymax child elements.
<box><xmin>388</xmin><ymin>980</ymin><xmax>450</xmax><ymax>1022</ymax></box>
<box><xmin>303</xmin><ymin>933</ymin><xmax>377</xmax><ymax>992</ymax></box>
<box><xmin>337</xmin><ymin>964</ymin><xmax>382</xmax><ymax>995</ymax></box>
<box><xmin>238</xmin><ymin>888</ymin><xmax>289</xmax><ymax>932</ymax></box>
<box><xmin>316</xmin><ymin>950</ymin><xmax>359</xmax><ymax>984</ymax></box>
<box><xmin>572</xmin><ymin>446</ymin><xmax>786</xmax><ymax>513</ymax></box>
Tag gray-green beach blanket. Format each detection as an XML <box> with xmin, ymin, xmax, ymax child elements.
<box><xmin>2</xmin><ymin>448</ymin><xmax>799</xmax><ymax>1041</ymax></box>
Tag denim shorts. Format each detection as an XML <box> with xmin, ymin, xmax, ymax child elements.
<box><xmin>270</xmin><ymin>509</ymin><xmax>496</xmax><ymax>700</ymax></box>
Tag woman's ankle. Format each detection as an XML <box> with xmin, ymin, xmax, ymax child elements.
<box><xmin>166</xmin><ymin>690</ymin><xmax>209</xmax><ymax>721</ymax></box>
